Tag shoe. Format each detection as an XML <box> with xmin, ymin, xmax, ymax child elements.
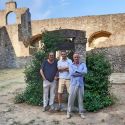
<box><xmin>80</xmin><ymin>113</ymin><xmax>85</xmax><ymax>119</ymax></box>
<box><xmin>49</xmin><ymin>105</ymin><xmax>55</xmax><ymax>112</ymax></box>
<box><xmin>56</xmin><ymin>104</ymin><xmax>62</xmax><ymax>111</ymax></box>
<box><xmin>42</xmin><ymin>106</ymin><xmax>47</xmax><ymax>112</ymax></box>
<box><xmin>67</xmin><ymin>113</ymin><xmax>71</xmax><ymax>119</ymax></box>
<box><xmin>60</xmin><ymin>104</ymin><xmax>64</xmax><ymax>111</ymax></box>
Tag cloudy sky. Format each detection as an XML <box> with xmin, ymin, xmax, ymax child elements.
<box><xmin>0</xmin><ymin>0</ymin><xmax>125</xmax><ymax>20</ymax></box>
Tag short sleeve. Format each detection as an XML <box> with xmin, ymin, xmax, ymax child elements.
<box><xmin>40</xmin><ymin>60</ymin><xmax>46</xmax><ymax>70</ymax></box>
<box><xmin>68</xmin><ymin>59</ymin><xmax>73</xmax><ymax>66</ymax></box>
<box><xmin>55</xmin><ymin>60</ymin><xmax>58</xmax><ymax>70</ymax></box>
<box><xmin>57</xmin><ymin>60</ymin><xmax>61</xmax><ymax>68</ymax></box>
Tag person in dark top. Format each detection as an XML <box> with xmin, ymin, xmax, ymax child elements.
<box><xmin>40</xmin><ymin>52</ymin><xmax>58</xmax><ymax>112</ymax></box>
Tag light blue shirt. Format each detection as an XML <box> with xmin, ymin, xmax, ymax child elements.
<box><xmin>69</xmin><ymin>62</ymin><xmax>87</xmax><ymax>87</ymax></box>
<box><xmin>58</xmin><ymin>58</ymin><xmax>72</xmax><ymax>79</ymax></box>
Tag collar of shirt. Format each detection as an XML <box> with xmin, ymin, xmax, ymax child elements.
<box><xmin>72</xmin><ymin>62</ymin><xmax>82</xmax><ymax>66</ymax></box>
<box><xmin>61</xmin><ymin>58</ymin><xmax>68</xmax><ymax>62</ymax></box>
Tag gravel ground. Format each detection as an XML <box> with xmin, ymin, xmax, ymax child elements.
<box><xmin>0</xmin><ymin>69</ymin><xmax>125</xmax><ymax>125</ymax></box>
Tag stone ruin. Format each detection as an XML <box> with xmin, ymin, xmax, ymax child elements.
<box><xmin>0</xmin><ymin>1</ymin><xmax>125</xmax><ymax>72</ymax></box>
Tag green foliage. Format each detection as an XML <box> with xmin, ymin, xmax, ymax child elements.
<box><xmin>24</xmin><ymin>51</ymin><xmax>45</xmax><ymax>105</ymax></box>
<box><xmin>15</xmin><ymin>51</ymin><xmax>45</xmax><ymax>105</ymax></box>
<box><xmin>42</xmin><ymin>31</ymin><xmax>66</xmax><ymax>52</ymax></box>
<box><xmin>15</xmin><ymin>92</ymin><xmax>25</xmax><ymax>103</ymax></box>
<box><xmin>84</xmin><ymin>53</ymin><xmax>114</xmax><ymax>111</ymax></box>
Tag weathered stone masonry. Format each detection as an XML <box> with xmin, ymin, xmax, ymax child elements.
<box><xmin>0</xmin><ymin>1</ymin><xmax>125</xmax><ymax>72</ymax></box>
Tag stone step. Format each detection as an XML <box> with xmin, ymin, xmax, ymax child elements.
<box><xmin>110</xmin><ymin>73</ymin><xmax>125</xmax><ymax>84</ymax></box>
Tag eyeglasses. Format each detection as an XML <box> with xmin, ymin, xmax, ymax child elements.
<box><xmin>74</xmin><ymin>56</ymin><xmax>79</xmax><ymax>58</ymax></box>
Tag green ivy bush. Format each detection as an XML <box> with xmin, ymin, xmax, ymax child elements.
<box><xmin>84</xmin><ymin>53</ymin><xmax>114</xmax><ymax>111</ymax></box>
<box><xmin>15</xmin><ymin>51</ymin><xmax>45</xmax><ymax>105</ymax></box>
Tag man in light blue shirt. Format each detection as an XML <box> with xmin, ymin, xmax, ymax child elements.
<box><xmin>67</xmin><ymin>53</ymin><xmax>87</xmax><ymax>119</ymax></box>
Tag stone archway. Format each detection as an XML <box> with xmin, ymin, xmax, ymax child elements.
<box><xmin>29</xmin><ymin>34</ymin><xmax>43</xmax><ymax>55</ymax></box>
<box><xmin>29</xmin><ymin>29</ymin><xmax>87</xmax><ymax>61</ymax></box>
<box><xmin>6</xmin><ymin>11</ymin><xmax>16</xmax><ymax>25</ymax></box>
<box><xmin>88</xmin><ymin>31</ymin><xmax>111</xmax><ymax>49</ymax></box>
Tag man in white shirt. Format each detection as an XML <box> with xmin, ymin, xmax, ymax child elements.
<box><xmin>57</xmin><ymin>51</ymin><xmax>72</xmax><ymax>110</ymax></box>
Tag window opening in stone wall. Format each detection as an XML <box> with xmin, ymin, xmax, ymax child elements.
<box><xmin>29</xmin><ymin>40</ymin><xmax>44</xmax><ymax>55</ymax></box>
<box><xmin>56</xmin><ymin>37</ymin><xmax>75</xmax><ymax>60</ymax></box>
<box><xmin>6</xmin><ymin>12</ymin><xmax>16</xmax><ymax>25</ymax></box>
<box><xmin>88</xmin><ymin>31</ymin><xmax>111</xmax><ymax>49</ymax></box>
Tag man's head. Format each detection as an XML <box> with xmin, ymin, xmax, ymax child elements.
<box><xmin>61</xmin><ymin>50</ymin><xmax>67</xmax><ymax>60</ymax></box>
<box><xmin>73</xmin><ymin>52</ymin><xmax>80</xmax><ymax>64</ymax></box>
<box><xmin>48</xmin><ymin>52</ymin><xmax>55</xmax><ymax>61</ymax></box>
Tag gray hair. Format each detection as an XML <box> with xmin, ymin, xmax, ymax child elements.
<box><xmin>48</xmin><ymin>52</ymin><xmax>55</xmax><ymax>56</ymax></box>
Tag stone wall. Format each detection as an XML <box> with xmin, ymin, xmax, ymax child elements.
<box><xmin>16</xmin><ymin>56</ymin><xmax>32</xmax><ymax>68</ymax></box>
<box><xmin>18</xmin><ymin>9</ymin><xmax>32</xmax><ymax>46</ymax></box>
<box><xmin>29</xmin><ymin>14</ymin><xmax>125</xmax><ymax>72</ymax></box>
<box><xmin>87</xmin><ymin>45</ymin><xmax>125</xmax><ymax>72</ymax></box>
<box><xmin>0</xmin><ymin>26</ymin><xmax>17</xmax><ymax>68</ymax></box>
<box><xmin>31</xmin><ymin>13</ymin><xmax>125</xmax><ymax>50</ymax></box>
<box><xmin>0</xmin><ymin>26</ymin><xmax>32</xmax><ymax>68</ymax></box>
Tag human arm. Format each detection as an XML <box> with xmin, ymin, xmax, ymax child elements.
<box><xmin>40</xmin><ymin>69</ymin><xmax>46</xmax><ymax>80</ymax></box>
<box><xmin>40</xmin><ymin>61</ymin><xmax>46</xmax><ymax>80</ymax></box>
<box><xmin>54</xmin><ymin>67</ymin><xmax>59</xmax><ymax>80</ymax></box>
<box><xmin>69</xmin><ymin>65</ymin><xmax>78</xmax><ymax>76</ymax></box>
<box><xmin>57</xmin><ymin>60</ymin><xmax>69</xmax><ymax>72</ymax></box>
<box><xmin>58</xmin><ymin>59</ymin><xmax>72</xmax><ymax>72</ymax></box>
<box><xmin>69</xmin><ymin>63</ymin><xmax>87</xmax><ymax>77</ymax></box>
<box><xmin>75</xmin><ymin>63</ymin><xmax>87</xmax><ymax>75</ymax></box>
<box><xmin>58</xmin><ymin>67</ymin><xmax>69</xmax><ymax>72</ymax></box>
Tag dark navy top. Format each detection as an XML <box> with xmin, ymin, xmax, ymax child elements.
<box><xmin>41</xmin><ymin>60</ymin><xmax>58</xmax><ymax>82</ymax></box>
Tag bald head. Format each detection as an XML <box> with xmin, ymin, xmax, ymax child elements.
<box><xmin>73</xmin><ymin>53</ymin><xmax>80</xmax><ymax>64</ymax></box>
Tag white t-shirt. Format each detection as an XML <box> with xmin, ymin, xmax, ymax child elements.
<box><xmin>58</xmin><ymin>58</ymin><xmax>72</xmax><ymax>79</ymax></box>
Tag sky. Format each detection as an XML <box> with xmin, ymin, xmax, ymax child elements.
<box><xmin>0</xmin><ymin>0</ymin><xmax>125</xmax><ymax>21</ymax></box>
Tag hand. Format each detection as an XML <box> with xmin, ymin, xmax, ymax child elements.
<box><xmin>59</xmin><ymin>67</ymin><xmax>67</xmax><ymax>72</ymax></box>
<box><xmin>43</xmin><ymin>77</ymin><xmax>46</xmax><ymax>81</ymax></box>
<box><xmin>63</xmin><ymin>67</ymin><xmax>69</xmax><ymax>71</ymax></box>
<box><xmin>54</xmin><ymin>76</ymin><xmax>58</xmax><ymax>81</ymax></box>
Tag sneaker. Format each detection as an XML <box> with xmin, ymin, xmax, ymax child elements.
<box><xmin>67</xmin><ymin>113</ymin><xmax>71</xmax><ymax>119</ymax></box>
<box><xmin>42</xmin><ymin>106</ymin><xmax>47</xmax><ymax>112</ymax></box>
<box><xmin>49</xmin><ymin>105</ymin><xmax>55</xmax><ymax>112</ymax></box>
<box><xmin>60</xmin><ymin>104</ymin><xmax>64</xmax><ymax>111</ymax></box>
<box><xmin>55</xmin><ymin>104</ymin><xmax>62</xmax><ymax>111</ymax></box>
<box><xmin>80</xmin><ymin>113</ymin><xmax>85</xmax><ymax>119</ymax></box>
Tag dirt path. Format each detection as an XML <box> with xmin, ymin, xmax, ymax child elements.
<box><xmin>0</xmin><ymin>69</ymin><xmax>125</xmax><ymax>125</ymax></box>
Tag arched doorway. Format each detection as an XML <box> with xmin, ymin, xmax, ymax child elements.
<box><xmin>29</xmin><ymin>34</ymin><xmax>43</xmax><ymax>55</ymax></box>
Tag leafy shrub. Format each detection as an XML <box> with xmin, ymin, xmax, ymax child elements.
<box><xmin>15</xmin><ymin>51</ymin><xmax>45</xmax><ymax>105</ymax></box>
<box><xmin>42</xmin><ymin>31</ymin><xmax>67</xmax><ymax>52</ymax></box>
<box><xmin>84</xmin><ymin>53</ymin><xmax>114</xmax><ymax>111</ymax></box>
<box><xmin>15</xmin><ymin>92</ymin><xmax>25</xmax><ymax>103</ymax></box>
